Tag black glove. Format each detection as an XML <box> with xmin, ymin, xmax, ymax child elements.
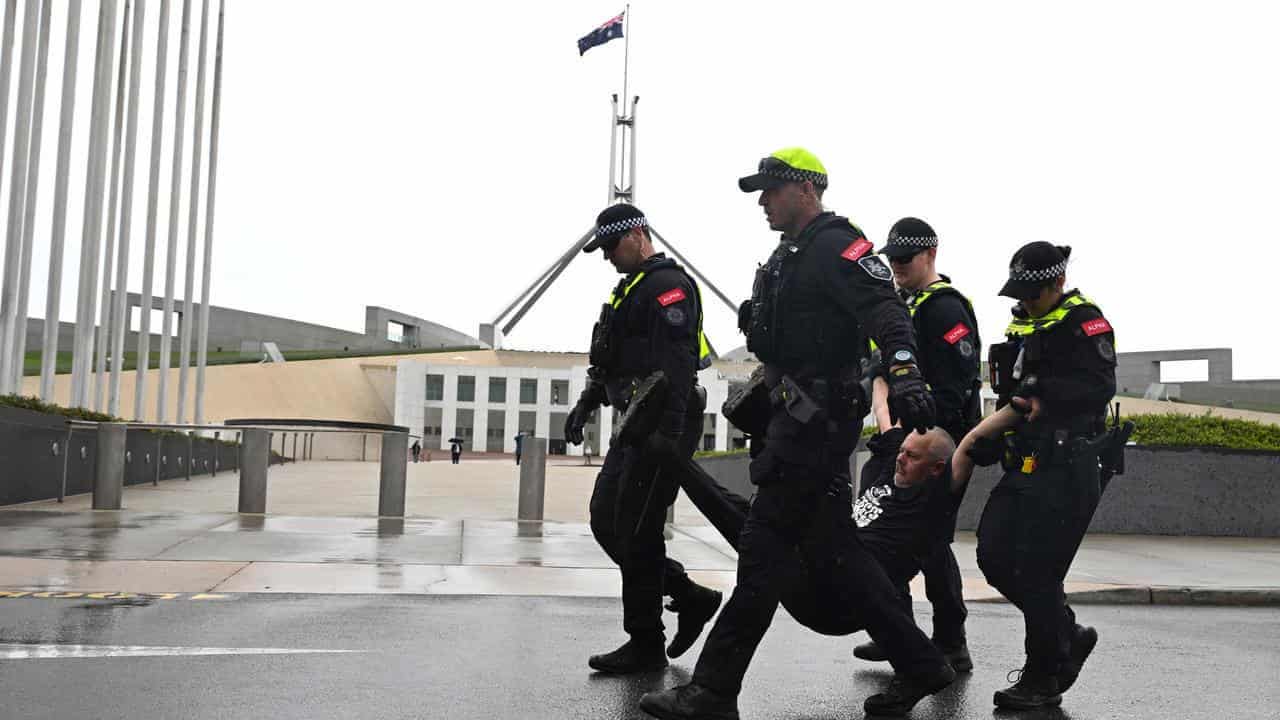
<box><xmin>887</xmin><ymin>364</ymin><xmax>936</xmax><ymax>434</ymax></box>
<box><xmin>737</xmin><ymin>300</ymin><xmax>753</xmax><ymax>334</ymax></box>
<box><xmin>565</xmin><ymin>403</ymin><xmax>592</xmax><ymax>446</ymax></box>
<box><xmin>645</xmin><ymin>431</ymin><xmax>681</xmax><ymax>459</ymax></box>
<box><xmin>966</xmin><ymin>435</ymin><xmax>1005</xmax><ymax>467</ymax></box>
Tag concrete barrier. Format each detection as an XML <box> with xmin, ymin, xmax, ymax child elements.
<box><xmin>92</xmin><ymin>424</ymin><xmax>126</xmax><ymax>510</ymax></box>
<box><xmin>518</xmin><ymin>437</ymin><xmax>547</xmax><ymax>522</ymax></box>
<box><xmin>696</xmin><ymin>445</ymin><xmax>1280</xmax><ymax>538</ymax></box>
<box><xmin>238</xmin><ymin>429</ymin><xmax>270</xmax><ymax>514</ymax></box>
<box><xmin>378</xmin><ymin>432</ymin><xmax>408</xmax><ymax>517</ymax></box>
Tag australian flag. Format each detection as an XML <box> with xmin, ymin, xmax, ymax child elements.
<box><xmin>578</xmin><ymin>11</ymin><xmax>624</xmax><ymax>56</ymax></box>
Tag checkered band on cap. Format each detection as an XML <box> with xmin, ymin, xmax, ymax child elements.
<box><xmin>887</xmin><ymin>235</ymin><xmax>938</xmax><ymax>249</ymax></box>
<box><xmin>1010</xmin><ymin>259</ymin><xmax>1067</xmax><ymax>282</ymax></box>
<box><xmin>767</xmin><ymin>166</ymin><xmax>828</xmax><ymax>188</ymax></box>
<box><xmin>595</xmin><ymin>216</ymin><xmax>648</xmax><ymax>238</ymax></box>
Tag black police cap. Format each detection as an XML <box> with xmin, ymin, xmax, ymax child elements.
<box><xmin>584</xmin><ymin>204</ymin><xmax>648</xmax><ymax>253</ymax></box>
<box><xmin>999</xmin><ymin>241</ymin><xmax>1072</xmax><ymax>300</ymax></box>
<box><xmin>881</xmin><ymin>217</ymin><xmax>938</xmax><ymax>259</ymax></box>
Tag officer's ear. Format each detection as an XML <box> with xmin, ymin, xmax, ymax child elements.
<box><xmin>1054</xmin><ymin>274</ymin><xmax>1067</xmax><ymax>292</ymax></box>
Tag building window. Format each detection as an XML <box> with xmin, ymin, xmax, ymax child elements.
<box><xmin>519</xmin><ymin>378</ymin><xmax>538</xmax><ymax>404</ymax></box>
<box><xmin>487</xmin><ymin>410</ymin><xmax>505</xmax><ymax>452</ymax></box>
<box><xmin>425</xmin><ymin>374</ymin><xmax>444</xmax><ymax>401</ymax></box>
<box><xmin>489</xmin><ymin>377</ymin><xmax>507</xmax><ymax>403</ymax></box>
<box><xmin>457</xmin><ymin>375</ymin><xmax>476</xmax><ymax>402</ymax></box>
<box><xmin>518</xmin><ymin>411</ymin><xmax>536</xmax><ymax>434</ymax></box>
<box><xmin>550</xmin><ymin>379</ymin><xmax>569</xmax><ymax>406</ymax></box>
<box><xmin>455</xmin><ymin>408</ymin><xmax>474</xmax><ymax>441</ymax></box>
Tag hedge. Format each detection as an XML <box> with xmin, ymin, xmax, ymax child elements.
<box><xmin>0</xmin><ymin>393</ymin><xmax>119</xmax><ymax>422</ymax></box>
<box><xmin>1128</xmin><ymin>412</ymin><xmax>1280</xmax><ymax>452</ymax></box>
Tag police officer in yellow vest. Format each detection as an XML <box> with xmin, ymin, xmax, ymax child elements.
<box><xmin>977</xmin><ymin>242</ymin><xmax>1116</xmax><ymax>709</ymax></box>
<box><xmin>855</xmin><ymin>217</ymin><xmax>980</xmax><ymax>671</ymax></box>
<box><xmin>566</xmin><ymin>204</ymin><xmax>722</xmax><ymax>675</ymax></box>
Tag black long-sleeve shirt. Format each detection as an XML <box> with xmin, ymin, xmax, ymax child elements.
<box><xmin>907</xmin><ymin>281</ymin><xmax>981</xmax><ymax>441</ymax></box>
<box><xmin>1010</xmin><ymin>290</ymin><xmax>1117</xmax><ymax>428</ymax></box>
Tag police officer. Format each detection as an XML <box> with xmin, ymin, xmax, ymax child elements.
<box><xmin>855</xmin><ymin>217</ymin><xmax>981</xmax><ymax>671</ymax></box>
<box><xmin>640</xmin><ymin>149</ymin><xmax>954</xmax><ymax>719</ymax></box>
<box><xmin>568</xmin><ymin>204</ymin><xmax>723</xmax><ymax>675</ymax></box>
<box><xmin>977</xmin><ymin>241</ymin><xmax>1115</xmax><ymax>709</ymax></box>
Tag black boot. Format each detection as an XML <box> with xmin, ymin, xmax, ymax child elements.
<box><xmin>853</xmin><ymin>640</ymin><xmax>889</xmax><ymax>662</ymax></box>
<box><xmin>993</xmin><ymin>669</ymin><xmax>1062</xmax><ymax>709</ymax></box>
<box><xmin>665</xmin><ymin>586</ymin><xmax>723</xmax><ymax>659</ymax></box>
<box><xmin>588</xmin><ymin>636</ymin><xmax>668</xmax><ymax>674</ymax></box>
<box><xmin>1057</xmin><ymin>625</ymin><xmax>1098</xmax><ymax>693</ymax></box>
<box><xmin>936</xmin><ymin>640</ymin><xmax>973</xmax><ymax>673</ymax></box>
<box><xmin>639</xmin><ymin>682</ymin><xmax>739</xmax><ymax>720</ymax></box>
<box><xmin>863</xmin><ymin>664</ymin><xmax>956</xmax><ymax>716</ymax></box>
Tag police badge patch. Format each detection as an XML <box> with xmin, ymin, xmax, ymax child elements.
<box><xmin>664</xmin><ymin>306</ymin><xmax>686</xmax><ymax>326</ymax></box>
<box><xmin>958</xmin><ymin>339</ymin><xmax>974</xmax><ymax>358</ymax></box>
<box><xmin>1097</xmin><ymin>337</ymin><xmax>1116</xmax><ymax>361</ymax></box>
<box><xmin>857</xmin><ymin>255</ymin><xmax>893</xmax><ymax>282</ymax></box>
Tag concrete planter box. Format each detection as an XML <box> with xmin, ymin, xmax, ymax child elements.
<box><xmin>696</xmin><ymin>445</ymin><xmax>1280</xmax><ymax>538</ymax></box>
<box><xmin>0</xmin><ymin>406</ymin><xmax>241</xmax><ymax>506</ymax></box>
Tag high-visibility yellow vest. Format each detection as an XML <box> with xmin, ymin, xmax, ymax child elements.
<box><xmin>1005</xmin><ymin>293</ymin><xmax>1103</xmax><ymax>338</ymax></box>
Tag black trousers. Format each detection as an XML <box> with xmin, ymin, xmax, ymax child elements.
<box><xmin>691</xmin><ymin>414</ymin><xmax>947</xmax><ymax>696</ymax></box>
<box><xmin>859</xmin><ymin>439</ymin><xmax>968</xmax><ymax>646</ymax></box>
<box><xmin>588</xmin><ymin>390</ymin><xmax>705</xmax><ymax>639</ymax></box>
<box><xmin>976</xmin><ymin>444</ymin><xmax>1101</xmax><ymax>676</ymax></box>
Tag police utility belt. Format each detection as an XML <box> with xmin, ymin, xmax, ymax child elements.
<box><xmin>722</xmin><ymin>364</ymin><xmax>864</xmax><ymax>438</ymax></box>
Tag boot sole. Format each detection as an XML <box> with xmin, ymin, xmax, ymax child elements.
<box><xmin>588</xmin><ymin>658</ymin><xmax>669</xmax><ymax>674</ymax></box>
<box><xmin>993</xmin><ymin>692</ymin><xmax>1063</xmax><ymax>710</ymax></box>
<box><xmin>638</xmin><ymin>697</ymin><xmax>739</xmax><ymax>720</ymax></box>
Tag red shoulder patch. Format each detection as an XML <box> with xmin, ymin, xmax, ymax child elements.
<box><xmin>1081</xmin><ymin>318</ymin><xmax>1112</xmax><ymax>337</ymax></box>
<box><xmin>840</xmin><ymin>238</ymin><xmax>873</xmax><ymax>262</ymax></box>
<box><xmin>657</xmin><ymin>288</ymin><xmax>687</xmax><ymax>307</ymax></box>
<box><xmin>943</xmin><ymin>323</ymin><xmax>970</xmax><ymax>345</ymax></box>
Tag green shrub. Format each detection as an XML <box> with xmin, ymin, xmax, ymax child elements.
<box><xmin>0</xmin><ymin>394</ymin><xmax>120</xmax><ymax>422</ymax></box>
<box><xmin>1128</xmin><ymin>412</ymin><xmax>1280</xmax><ymax>451</ymax></box>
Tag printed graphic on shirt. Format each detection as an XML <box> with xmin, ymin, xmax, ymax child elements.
<box><xmin>1081</xmin><ymin>317</ymin><xmax>1112</xmax><ymax>337</ymax></box>
<box><xmin>857</xmin><ymin>256</ymin><xmax>894</xmax><ymax>282</ymax></box>
<box><xmin>657</xmin><ymin>288</ymin><xmax>687</xmax><ymax>306</ymax></box>
<box><xmin>853</xmin><ymin>485</ymin><xmax>892</xmax><ymax>527</ymax></box>
<box><xmin>841</xmin><ymin>238</ymin><xmax>873</xmax><ymax>262</ymax></box>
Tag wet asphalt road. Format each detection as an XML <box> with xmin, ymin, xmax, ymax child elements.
<box><xmin>0</xmin><ymin>594</ymin><xmax>1277</xmax><ymax>720</ymax></box>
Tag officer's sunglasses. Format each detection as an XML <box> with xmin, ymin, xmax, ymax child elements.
<box><xmin>888</xmin><ymin>251</ymin><xmax>920</xmax><ymax>265</ymax></box>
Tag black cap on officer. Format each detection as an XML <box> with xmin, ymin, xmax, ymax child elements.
<box><xmin>999</xmin><ymin>241</ymin><xmax>1072</xmax><ymax>300</ymax></box>
<box><xmin>880</xmin><ymin>217</ymin><xmax>938</xmax><ymax>260</ymax></box>
<box><xmin>584</xmin><ymin>204</ymin><xmax>649</xmax><ymax>253</ymax></box>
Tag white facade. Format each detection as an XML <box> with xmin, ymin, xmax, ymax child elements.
<box><xmin>394</xmin><ymin>355</ymin><xmax>734</xmax><ymax>456</ymax></box>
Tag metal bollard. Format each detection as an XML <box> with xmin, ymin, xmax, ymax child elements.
<box><xmin>93</xmin><ymin>423</ymin><xmax>127</xmax><ymax>510</ymax></box>
<box><xmin>517</xmin><ymin>437</ymin><xmax>547</xmax><ymax>522</ymax></box>
<box><xmin>238</xmin><ymin>429</ymin><xmax>270</xmax><ymax>514</ymax></box>
<box><xmin>378</xmin><ymin>432</ymin><xmax>409</xmax><ymax>517</ymax></box>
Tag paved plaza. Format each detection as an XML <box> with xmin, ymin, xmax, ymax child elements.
<box><xmin>2</xmin><ymin>459</ymin><xmax>1279</xmax><ymax>718</ymax></box>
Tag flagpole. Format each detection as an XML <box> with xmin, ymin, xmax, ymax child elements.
<box><xmin>618</xmin><ymin>4</ymin><xmax>630</xmax><ymax>202</ymax></box>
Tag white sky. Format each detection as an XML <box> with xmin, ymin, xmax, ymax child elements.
<box><xmin>3</xmin><ymin>1</ymin><xmax>1279</xmax><ymax>378</ymax></box>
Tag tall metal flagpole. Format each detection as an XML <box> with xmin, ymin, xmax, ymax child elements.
<box><xmin>617</xmin><ymin>4</ymin><xmax>630</xmax><ymax>201</ymax></box>
<box><xmin>39</xmin><ymin>0</ymin><xmax>81</xmax><ymax>402</ymax></box>
<box><xmin>94</xmin><ymin>0</ymin><xmax>133</xmax><ymax>411</ymax></box>
<box><xmin>133</xmin><ymin>0</ymin><xmax>170</xmax><ymax>419</ymax></box>
<box><xmin>70</xmin><ymin>0</ymin><xmax>120</xmax><ymax>409</ymax></box>
<box><xmin>109</xmin><ymin>0</ymin><xmax>146</xmax><ymax>417</ymax></box>
<box><xmin>1</xmin><ymin>0</ymin><xmax>43</xmax><ymax>395</ymax></box>
<box><xmin>157</xmin><ymin>0</ymin><xmax>192</xmax><ymax>422</ymax></box>
<box><xmin>194</xmin><ymin>0</ymin><xmax>223</xmax><ymax>425</ymax></box>
<box><xmin>176</xmin><ymin>0</ymin><xmax>210</xmax><ymax>423</ymax></box>
<box><xmin>0</xmin><ymin>1</ymin><xmax>17</xmax><ymax>389</ymax></box>
<box><xmin>10</xmin><ymin>0</ymin><xmax>52</xmax><ymax>393</ymax></box>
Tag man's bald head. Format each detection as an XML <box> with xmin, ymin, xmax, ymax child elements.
<box><xmin>893</xmin><ymin>428</ymin><xmax>954</xmax><ymax>488</ymax></box>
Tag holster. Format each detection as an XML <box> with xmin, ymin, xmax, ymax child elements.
<box><xmin>987</xmin><ymin>342</ymin><xmax>1019</xmax><ymax>397</ymax></box>
<box><xmin>722</xmin><ymin>366</ymin><xmax>771</xmax><ymax>437</ymax></box>
<box><xmin>588</xmin><ymin>303</ymin><xmax>616</xmax><ymax>369</ymax></box>
<box><xmin>1098</xmin><ymin>420</ymin><xmax>1135</xmax><ymax>489</ymax></box>
<box><xmin>769</xmin><ymin>375</ymin><xmax>826</xmax><ymax>427</ymax></box>
<box><xmin>612</xmin><ymin>372</ymin><xmax>668</xmax><ymax>447</ymax></box>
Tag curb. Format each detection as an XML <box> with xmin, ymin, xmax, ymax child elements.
<box><xmin>973</xmin><ymin>586</ymin><xmax>1280</xmax><ymax>607</ymax></box>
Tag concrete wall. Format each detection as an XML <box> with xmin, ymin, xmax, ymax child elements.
<box><xmin>1114</xmin><ymin>348</ymin><xmax>1233</xmax><ymax>395</ymax></box>
<box><xmin>0</xmin><ymin>407</ymin><xmax>241</xmax><ymax>506</ymax></box>
<box><xmin>696</xmin><ymin>446</ymin><xmax>1280</xmax><ymax>538</ymax></box>
<box><xmin>22</xmin><ymin>295</ymin><xmax>480</xmax><ymax>359</ymax></box>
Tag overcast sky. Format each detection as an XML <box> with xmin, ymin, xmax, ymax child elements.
<box><xmin>3</xmin><ymin>1</ymin><xmax>1279</xmax><ymax>380</ymax></box>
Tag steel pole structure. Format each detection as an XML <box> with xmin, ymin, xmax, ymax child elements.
<box><xmin>132</xmin><ymin>0</ymin><xmax>170</xmax><ymax>419</ymax></box>
<box><xmin>500</xmin><ymin>229</ymin><xmax>594</xmax><ymax>336</ymax></box>
<box><xmin>647</xmin><ymin>227</ymin><xmax>739</xmax><ymax>316</ymax></box>
<box><xmin>93</xmin><ymin>0</ymin><xmax>133</xmax><ymax>411</ymax></box>
<box><xmin>108</xmin><ymin>0</ymin><xmax>146</xmax><ymax>417</ymax></box>
<box><xmin>156</xmin><ymin>0</ymin><xmax>192</xmax><ymax>422</ymax></box>
<box><xmin>38</xmin><ymin>0</ymin><xmax>81</xmax><ymax>401</ymax></box>
<box><xmin>627</xmin><ymin>97</ymin><xmax>638</xmax><ymax>203</ymax></box>
<box><xmin>193</xmin><ymin>0</ymin><xmax>223</xmax><ymax>424</ymax></box>
<box><xmin>0</xmin><ymin>0</ymin><xmax>41</xmax><ymax>395</ymax></box>
<box><xmin>69</xmin><ymin>0</ymin><xmax>120</xmax><ymax>409</ymax></box>
<box><xmin>0</xmin><ymin>2</ymin><xmax>17</xmax><ymax>380</ymax></box>
<box><xmin>10</xmin><ymin>0</ymin><xmax>52</xmax><ymax>393</ymax></box>
<box><xmin>176</xmin><ymin>0</ymin><xmax>210</xmax><ymax>423</ymax></box>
